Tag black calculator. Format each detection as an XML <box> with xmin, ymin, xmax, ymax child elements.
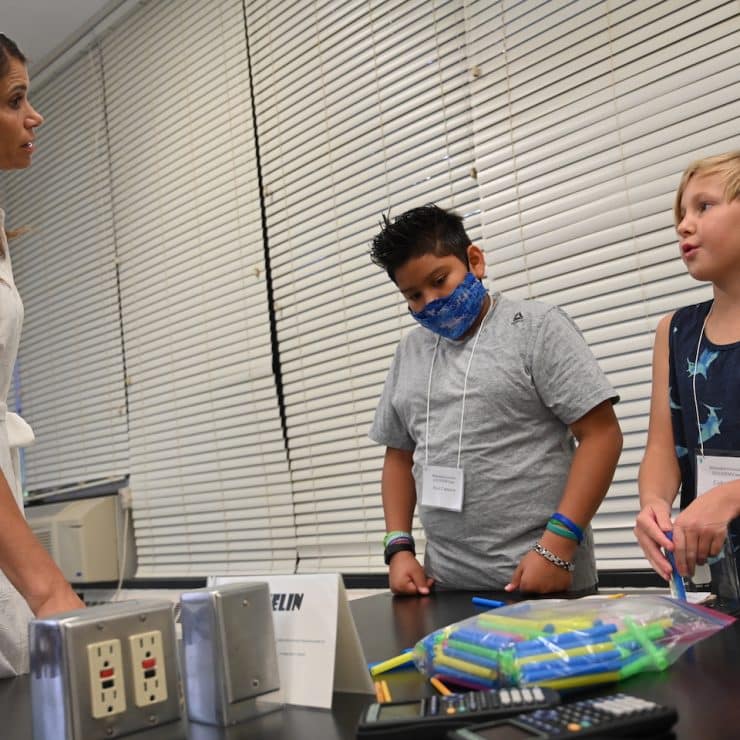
<box><xmin>446</xmin><ymin>692</ymin><xmax>678</xmax><ymax>739</ymax></box>
<box><xmin>356</xmin><ymin>686</ymin><xmax>560</xmax><ymax>740</ymax></box>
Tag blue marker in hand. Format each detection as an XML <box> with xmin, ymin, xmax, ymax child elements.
<box><xmin>664</xmin><ymin>531</ymin><xmax>687</xmax><ymax>601</ymax></box>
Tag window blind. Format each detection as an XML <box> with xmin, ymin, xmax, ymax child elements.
<box><xmin>249</xmin><ymin>0</ymin><xmax>739</xmax><ymax>573</ymax></box>
<box><xmin>463</xmin><ymin>0</ymin><xmax>739</xmax><ymax>568</ymax></box>
<box><xmin>3</xmin><ymin>48</ymin><xmax>129</xmax><ymax>491</ymax></box>
<box><xmin>3</xmin><ymin>0</ymin><xmax>738</xmax><ymax>580</ymax></box>
<box><xmin>98</xmin><ymin>0</ymin><xmax>296</xmax><ymax>575</ymax></box>
<box><xmin>246</xmin><ymin>0</ymin><xmax>485</xmax><ymax>572</ymax></box>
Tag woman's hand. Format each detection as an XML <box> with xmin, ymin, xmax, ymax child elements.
<box><xmin>28</xmin><ymin>581</ymin><xmax>85</xmax><ymax>618</ymax></box>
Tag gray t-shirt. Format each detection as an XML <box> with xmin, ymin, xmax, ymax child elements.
<box><xmin>369</xmin><ymin>293</ymin><xmax>618</xmax><ymax>591</ymax></box>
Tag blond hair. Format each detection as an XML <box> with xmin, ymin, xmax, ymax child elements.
<box><xmin>674</xmin><ymin>150</ymin><xmax>740</xmax><ymax>224</ymax></box>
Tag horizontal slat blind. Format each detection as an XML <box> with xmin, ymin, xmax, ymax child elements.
<box><xmin>3</xmin><ymin>48</ymin><xmax>129</xmax><ymax>490</ymax></box>
<box><xmin>100</xmin><ymin>0</ymin><xmax>296</xmax><ymax>575</ymax></box>
<box><xmin>247</xmin><ymin>0</ymin><xmax>483</xmax><ymax>571</ymax></box>
<box><xmin>464</xmin><ymin>0</ymin><xmax>739</xmax><ymax>568</ymax></box>
<box><xmin>4</xmin><ymin>0</ymin><xmax>738</xmax><ymax>581</ymax></box>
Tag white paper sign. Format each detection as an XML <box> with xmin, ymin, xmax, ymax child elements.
<box><xmin>208</xmin><ymin>573</ymin><xmax>373</xmax><ymax>709</ymax></box>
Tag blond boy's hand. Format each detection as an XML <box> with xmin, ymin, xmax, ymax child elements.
<box><xmin>505</xmin><ymin>549</ymin><xmax>572</xmax><ymax>594</ymax></box>
<box><xmin>634</xmin><ymin>499</ymin><xmax>674</xmax><ymax>580</ymax></box>
<box><xmin>388</xmin><ymin>550</ymin><xmax>434</xmax><ymax>596</ymax></box>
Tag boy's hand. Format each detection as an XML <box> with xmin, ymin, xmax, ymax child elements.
<box><xmin>388</xmin><ymin>551</ymin><xmax>434</xmax><ymax>596</ymax></box>
<box><xmin>634</xmin><ymin>498</ymin><xmax>674</xmax><ymax>581</ymax></box>
<box><xmin>672</xmin><ymin>485</ymin><xmax>740</xmax><ymax>577</ymax></box>
<box><xmin>505</xmin><ymin>550</ymin><xmax>572</xmax><ymax>594</ymax></box>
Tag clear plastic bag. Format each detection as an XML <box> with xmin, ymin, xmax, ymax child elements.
<box><xmin>413</xmin><ymin>595</ymin><xmax>734</xmax><ymax>692</ymax></box>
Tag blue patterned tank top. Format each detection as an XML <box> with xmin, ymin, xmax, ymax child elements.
<box><xmin>668</xmin><ymin>300</ymin><xmax>740</xmax><ymax>570</ymax></box>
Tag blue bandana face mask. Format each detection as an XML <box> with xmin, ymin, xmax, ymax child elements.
<box><xmin>410</xmin><ymin>272</ymin><xmax>487</xmax><ymax>340</ymax></box>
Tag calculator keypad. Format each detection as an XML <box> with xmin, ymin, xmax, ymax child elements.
<box><xmin>516</xmin><ymin>693</ymin><xmax>661</xmax><ymax>734</ymax></box>
<box><xmin>422</xmin><ymin>686</ymin><xmax>553</xmax><ymax>718</ymax></box>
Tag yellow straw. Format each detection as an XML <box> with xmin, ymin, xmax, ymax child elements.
<box><xmin>516</xmin><ymin>641</ymin><xmax>618</xmax><ymax>665</ymax></box>
<box><xmin>370</xmin><ymin>651</ymin><xmax>415</xmax><ymax>677</ymax></box>
<box><xmin>434</xmin><ymin>651</ymin><xmax>497</xmax><ymax>680</ymax></box>
<box><xmin>430</xmin><ymin>676</ymin><xmax>454</xmax><ymax>696</ymax></box>
<box><xmin>530</xmin><ymin>670</ymin><xmax>621</xmax><ymax>691</ymax></box>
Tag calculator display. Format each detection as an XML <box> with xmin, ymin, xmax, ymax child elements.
<box><xmin>472</xmin><ymin>723</ymin><xmax>538</xmax><ymax>739</ymax></box>
<box><xmin>375</xmin><ymin>702</ymin><xmax>422</xmax><ymax>720</ymax></box>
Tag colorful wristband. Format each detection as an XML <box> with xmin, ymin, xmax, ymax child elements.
<box><xmin>383</xmin><ymin>530</ymin><xmax>413</xmax><ymax>548</ymax></box>
<box><xmin>550</xmin><ymin>512</ymin><xmax>584</xmax><ymax>543</ymax></box>
<box><xmin>546</xmin><ymin>520</ymin><xmax>580</xmax><ymax>542</ymax></box>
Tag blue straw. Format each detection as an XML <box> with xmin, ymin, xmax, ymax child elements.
<box><xmin>664</xmin><ymin>531</ymin><xmax>687</xmax><ymax>601</ymax></box>
<box><xmin>472</xmin><ymin>597</ymin><xmax>506</xmax><ymax>609</ymax></box>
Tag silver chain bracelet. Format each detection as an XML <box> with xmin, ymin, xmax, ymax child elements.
<box><xmin>532</xmin><ymin>542</ymin><xmax>576</xmax><ymax>572</ymax></box>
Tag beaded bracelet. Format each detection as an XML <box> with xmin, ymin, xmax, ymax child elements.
<box><xmin>550</xmin><ymin>512</ymin><xmax>584</xmax><ymax>543</ymax></box>
<box><xmin>532</xmin><ymin>542</ymin><xmax>575</xmax><ymax>572</ymax></box>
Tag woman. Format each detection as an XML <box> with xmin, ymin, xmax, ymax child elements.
<box><xmin>0</xmin><ymin>33</ymin><xmax>83</xmax><ymax>679</ymax></box>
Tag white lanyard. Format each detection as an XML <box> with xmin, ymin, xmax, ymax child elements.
<box><xmin>692</xmin><ymin>304</ymin><xmax>712</xmax><ymax>459</ymax></box>
<box><xmin>423</xmin><ymin>295</ymin><xmax>495</xmax><ymax>467</ymax></box>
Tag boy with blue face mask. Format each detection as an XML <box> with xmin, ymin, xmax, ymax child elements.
<box><xmin>369</xmin><ymin>205</ymin><xmax>623</xmax><ymax>595</ymax></box>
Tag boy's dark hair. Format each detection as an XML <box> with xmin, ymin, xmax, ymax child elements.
<box><xmin>370</xmin><ymin>204</ymin><xmax>472</xmax><ymax>282</ymax></box>
<box><xmin>0</xmin><ymin>34</ymin><xmax>26</xmax><ymax>80</ymax></box>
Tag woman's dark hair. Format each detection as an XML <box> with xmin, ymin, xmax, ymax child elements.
<box><xmin>370</xmin><ymin>204</ymin><xmax>472</xmax><ymax>282</ymax></box>
<box><xmin>0</xmin><ymin>34</ymin><xmax>29</xmax><ymax>255</ymax></box>
<box><xmin>0</xmin><ymin>34</ymin><xmax>26</xmax><ymax>79</ymax></box>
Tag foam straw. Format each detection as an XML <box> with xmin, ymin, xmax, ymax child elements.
<box><xmin>369</xmin><ymin>650</ymin><xmax>416</xmax><ymax>677</ymax></box>
<box><xmin>432</xmin><ymin>668</ymin><xmax>497</xmax><ymax>690</ymax></box>
<box><xmin>446</xmin><ymin>638</ymin><xmax>501</xmax><ymax>662</ymax></box>
<box><xmin>430</xmin><ymin>676</ymin><xmax>454</xmax><ymax>696</ymax></box>
<box><xmin>472</xmin><ymin>597</ymin><xmax>506</xmax><ymax>609</ymax></box>
<box><xmin>622</xmin><ymin>618</ymin><xmax>670</xmax><ymax>671</ymax></box>
<box><xmin>478</xmin><ymin>613</ymin><xmax>596</xmax><ymax>634</ymax></box>
<box><xmin>450</xmin><ymin>626</ymin><xmax>521</xmax><ymax>648</ymax></box>
<box><xmin>610</xmin><ymin>620</ymin><xmax>669</xmax><ymax>645</ymax></box>
<box><xmin>520</xmin><ymin>657</ymin><xmax>625</xmax><ymax>683</ymax></box>
<box><xmin>440</xmin><ymin>644</ymin><xmax>499</xmax><ymax>671</ymax></box>
<box><xmin>433</xmin><ymin>650</ymin><xmax>498</xmax><ymax>680</ymax></box>
<box><xmin>664</xmin><ymin>531</ymin><xmax>687</xmax><ymax>601</ymax></box>
<box><xmin>528</xmin><ymin>670</ymin><xmax>622</xmax><ymax>691</ymax></box>
<box><xmin>476</xmin><ymin>616</ymin><xmax>545</xmax><ymax>639</ymax></box>
<box><xmin>517</xmin><ymin>649</ymin><xmax>625</xmax><ymax>673</ymax></box>
<box><xmin>515</xmin><ymin>641</ymin><xmax>623</xmax><ymax>665</ymax></box>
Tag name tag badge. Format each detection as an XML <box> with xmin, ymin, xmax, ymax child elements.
<box><xmin>695</xmin><ymin>451</ymin><xmax>740</xmax><ymax>497</ymax></box>
<box><xmin>694</xmin><ymin>450</ymin><xmax>740</xmax><ymax>586</ymax></box>
<box><xmin>421</xmin><ymin>465</ymin><xmax>464</xmax><ymax>511</ymax></box>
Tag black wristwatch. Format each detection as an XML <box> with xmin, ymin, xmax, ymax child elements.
<box><xmin>384</xmin><ymin>541</ymin><xmax>415</xmax><ymax>565</ymax></box>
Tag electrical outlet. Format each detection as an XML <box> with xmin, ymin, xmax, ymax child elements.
<box><xmin>128</xmin><ymin>630</ymin><xmax>168</xmax><ymax>707</ymax></box>
<box><xmin>86</xmin><ymin>638</ymin><xmax>126</xmax><ymax>718</ymax></box>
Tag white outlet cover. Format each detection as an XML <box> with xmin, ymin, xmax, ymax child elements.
<box><xmin>87</xmin><ymin>639</ymin><xmax>127</xmax><ymax>718</ymax></box>
<box><xmin>128</xmin><ymin>630</ymin><xmax>168</xmax><ymax>707</ymax></box>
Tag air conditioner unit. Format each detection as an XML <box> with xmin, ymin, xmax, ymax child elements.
<box><xmin>26</xmin><ymin>495</ymin><xmax>135</xmax><ymax>584</ymax></box>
